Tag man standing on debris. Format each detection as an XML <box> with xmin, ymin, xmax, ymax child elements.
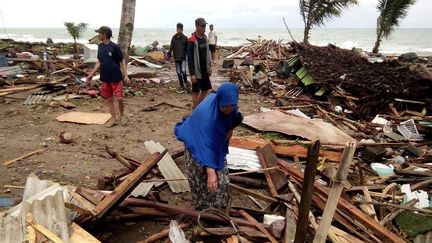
<box><xmin>175</xmin><ymin>82</ymin><xmax>243</xmax><ymax>209</ymax></box>
<box><xmin>208</xmin><ymin>24</ymin><xmax>218</xmax><ymax>63</ymax></box>
<box><xmin>168</xmin><ymin>23</ymin><xmax>190</xmax><ymax>91</ymax></box>
<box><xmin>86</xmin><ymin>26</ymin><xmax>130</xmax><ymax>127</ymax></box>
<box><xmin>188</xmin><ymin>17</ymin><xmax>212</xmax><ymax>108</ymax></box>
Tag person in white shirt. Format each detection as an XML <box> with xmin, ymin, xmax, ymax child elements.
<box><xmin>208</xmin><ymin>24</ymin><xmax>218</xmax><ymax>63</ymax></box>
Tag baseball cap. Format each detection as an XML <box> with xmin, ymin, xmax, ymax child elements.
<box><xmin>195</xmin><ymin>18</ymin><xmax>207</xmax><ymax>26</ymax></box>
<box><xmin>95</xmin><ymin>26</ymin><xmax>113</xmax><ymax>38</ymax></box>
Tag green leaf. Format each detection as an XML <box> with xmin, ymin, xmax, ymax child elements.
<box><xmin>314</xmin><ymin>87</ymin><xmax>326</xmax><ymax>96</ymax></box>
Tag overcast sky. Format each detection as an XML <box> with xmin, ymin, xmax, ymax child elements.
<box><xmin>0</xmin><ymin>0</ymin><xmax>430</xmax><ymax>29</ymax></box>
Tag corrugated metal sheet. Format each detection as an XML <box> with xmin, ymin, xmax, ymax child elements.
<box><xmin>145</xmin><ymin>140</ymin><xmax>190</xmax><ymax>193</ymax></box>
<box><xmin>227</xmin><ymin>146</ymin><xmax>262</xmax><ymax>171</ymax></box>
<box><xmin>414</xmin><ymin>231</ymin><xmax>432</xmax><ymax>243</ymax></box>
<box><xmin>0</xmin><ymin>174</ymin><xmax>71</xmax><ymax>243</ymax></box>
<box><xmin>131</xmin><ymin>182</ymin><xmax>154</xmax><ymax>197</ymax></box>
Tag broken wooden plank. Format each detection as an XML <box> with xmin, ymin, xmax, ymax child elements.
<box><xmin>137</xmin><ymin>222</ymin><xmax>190</xmax><ymax>243</ymax></box>
<box><xmin>257</xmin><ymin>144</ymin><xmax>287</xmax><ymax>196</ymax></box>
<box><xmin>361</xmin><ymin>186</ymin><xmax>378</xmax><ymax>222</ymax></box>
<box><xmin>3</xmin><ymin>148</ymin><xmax>47</xmax><ymax>166</ymax></box>
<box><xmin>26</xmin><ymin>213</ymin><xmax>64</xmax><ymax>243</ymax></box>
<box><xmin>283</xmin><ymin>208</ymin><xmax>297</xmax><ymax>243</ymax></box>
<box><xmin>229</xmin><ymin>136</ymin><xmax>342</xmax><ymax>162</ymax></box>
<box><xmin>70</xmin><ymin>222</ymin><xmax>101</xmax><ymax>243</ymax></box>
<box><xmin>69</xmin><ymin>191</ymin><xmax>99</xmax><ymax>216</ymax></box>
<box><xmin>230</xmin><ymin>183</ymin><xmax>278</xmax><ymax>203</ymax></box>
<box><xmin>239</xmin><ymin>209</ymin><xmax>278</xmax><ymax>243</ymax></box>
<box><xmin>105</xmin><ymin>145</ymin><xmax>135</xmax><ymax>170</ymax></box>
<box><xmin>76</xmin><ymin>187</ymin><xmax>104</xmax><ymax>205</ymax></box>
<box><xmin>94</xmin><ymin>150</ymin><xmax>167</xmax><ymax>219</ymax></box>
<box><xmin>144</xmin><ymin>140</ymin><xmax>189</xmax><ymax>193</ymax></box>
<box><xmin>313</xmin><ymin>141</ymin><xmax>357</xmax><ymax>243</ymax></box>
<box><xmin>279</xmin><ymin>161</ymin><xmax>407</xmax><ymax>243</ymax></box>
<box><xmin>256</xmin><ymin>146</ymin><xmax>278</xmax><ymax>196</ymax></box>
<box><xmin>294</xmin><ymin>140</ymin><xmax>320</xmax><ymax>243</ymax></box>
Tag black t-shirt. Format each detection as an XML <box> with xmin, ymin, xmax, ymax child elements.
<box><xmin>97</xmin><ymin>42</ymin><xmax>124</xmax><ymax>83</ymax></box>
<box><xmin>197</xmin><ymin>36</ymin><xmax>208</xmax><ymax>74</ymax></box>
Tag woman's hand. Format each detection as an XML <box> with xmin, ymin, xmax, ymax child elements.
<box><xmin>206</xmin><ymin>167</ymin><xmax>218</xmax><ymax>192</ymax></box>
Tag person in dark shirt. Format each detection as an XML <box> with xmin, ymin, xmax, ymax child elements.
<box><xmin>188</xmin><ymin>17</ymin><xmax>212</xmax><ymax>108</ymax></box>
<box><xmin>86</xmin><ymin>26</ymin><xmax>130</xmax><ymax>127</ymax></box>
<box><xmin>168</xmin><ymin>23</ymin><xmax>189</xmax><ymax>91</ymax></box>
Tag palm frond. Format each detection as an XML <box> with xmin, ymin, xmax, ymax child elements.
<box><xmin>377</xmin><ymin>0</ymin><xmax>416</xmax><ymax>39</ymax></box>
<box><xmin>64</xmin><ymin>22</ymin><xmax>88</xmax><ymax>40</ymax></box>
<box><xmin>300</xmin><ymin>0</ymin><xmax>358</xmax><ymax>27</ymax></box>
<box><xmin>311</xmin><ymin>0</ymin><xmax>358</xmax><ymax>26</ymax></box>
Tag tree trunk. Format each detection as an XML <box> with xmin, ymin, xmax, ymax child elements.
<box><xmin>118</xmin><ymin>0</ymin><xmax>136</xmax><ymax>61</ymax></box>
<box><xmin>73</xmin><ymin>38</ymin><xmax>78</xmax><ymax>58</ymax></box>
<box><xmin>303</xmin><ymin>24</ymin><xmax>311</xmax><ymax>45</ymax></box>
<box><xmin>372</xmin><ymin>31</ymin><xmax>382</xmax><ymax>54</ymax></box>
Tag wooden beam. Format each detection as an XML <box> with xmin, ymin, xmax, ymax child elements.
<box><xmin>95</xmin><ymin>150</ymin><xmax>166</xmax><ymax>219</ymax></box>
<box><xmin>239</xmin><ymin>209</ymin><xmax>278</xmax><ymax>243</ymax></box>
<box><xmin>313</xmin><ymin>141</ymin><xmax>357</xmax><ymax>243</ymax></box>
<box><xmin>256</xmin><ymin>146</ymin><xmax>279</xmax><ymax>196</ymax></box>
<box><xmin>261</xmin><ymin>144</ymin><xmax>288</xmax><ymax>190</ymax></box>
<box><xmin>294</xmin><ymin>140</ymin><xmax>320</xmax><ymax>243</ymax></box>
<box><xmin>355</xmin><ymin>200</ymin><xmax>432</xmax><ymax>215</ymax></box>
<box><xmin>230</xmin><ymin>183</ymin><xmax>278</xmax><ymax>203</ymax></box>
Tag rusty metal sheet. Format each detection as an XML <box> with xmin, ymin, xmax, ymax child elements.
<box><xmin>243</xmin><ymin>110</ymin><xmax>355</xmax><ymax>144</ymax></box>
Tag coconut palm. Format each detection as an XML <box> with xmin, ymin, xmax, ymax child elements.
<box><xmin>372</xmin><ymin>0</ymin><xmax>416</xmax><ymax>53</ymax></box>
<box><xmin>64</xmin><ymin>22</ymin><xmax>88</xmax><ymax>57</ymax></box>
<box><xmin>299</xmin><ymin>0</ymin><xmax>358</xmax><ymax>44</ymax></box>
<box><xmin>118</xmin><ymin>0</ymin><xmax>136</xmax><ymax>61</ymax></box>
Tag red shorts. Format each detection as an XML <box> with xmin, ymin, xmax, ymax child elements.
<box><xmin>101</xmin><ymin>81</ymin><xmax>123</xmax><ymax>99</ymax></box>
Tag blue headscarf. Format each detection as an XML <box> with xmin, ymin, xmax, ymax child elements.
<box><xmin>175</xmin><ymin>83</ymin><xmax>239</xmax><ymax>171</ymax></box>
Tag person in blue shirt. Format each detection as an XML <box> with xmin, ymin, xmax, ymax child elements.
<box><xmin>175</xmin><ymin>82</ymin><xmax>243</xmax><ymax>209</ymax></box>
<box><xmin>87</xmin><ymin>26</ymin><xmax>130</xmax><ymax>127</ymax></box>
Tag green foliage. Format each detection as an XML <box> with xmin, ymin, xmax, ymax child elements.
<box><xmin>299</xmin><ymin>0</ymin><xmax>358</xmax><ymax>28</ymax></box>
<box><xmin>395</xmin><ymin>210</ymin><xmax>432</xmax><ymax>238</ymax></box>
<box><xmin>64</xmin><ymin>22</ymin><xmax>88</xmax><ymax>41</ymax></box>
<box><xmin>376</xmin><ymin>0</ymin><xmax>416</xmax><ymax>39</ymax></box>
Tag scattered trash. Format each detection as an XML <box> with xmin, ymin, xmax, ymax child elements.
<box><xmin>371</xmin><ymin>163</ymin><xmax>395</xmax><ymax>177</ymax></box>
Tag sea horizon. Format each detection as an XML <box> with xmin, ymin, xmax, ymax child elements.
<box><xmin>1</xmin><ymin>27</ymin><xmax>432</xmax><ymax>56</ymax></box>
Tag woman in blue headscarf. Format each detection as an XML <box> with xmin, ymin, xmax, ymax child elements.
<box><xmin>175</xmin><ymin>82</ymin><xmax>243</xmax><ymax>209</ymax></box>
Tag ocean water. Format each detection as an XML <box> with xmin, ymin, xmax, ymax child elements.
<box><xmin>1</xmin><ymin>28</ymin><xmax>431</xmax><ymax>56</ymax></box>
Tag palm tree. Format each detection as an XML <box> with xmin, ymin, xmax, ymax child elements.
<box><xmin>372</xmin><ymin>0</ymin><xmax>416</xmax><ymax>53</ymax></box>
<box><xmin>118</xmin><ymin>0</ymin><xmax>136</xmax><ymax>61</ymax></box>
<box><xmin>64</xmin><ymin>22</ymin><xmax>88</xmax><ymax>57</ymax></box>
<box><xmin>299</xmin><ymin>0</ymin><xmax>358</xmax><ymax>44</ymax></box>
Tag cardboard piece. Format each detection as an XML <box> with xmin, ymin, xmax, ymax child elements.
<box><xmin>56</xmin><ymin>112</ymin><xmax>111</xmax><ymax>125</ymax></box>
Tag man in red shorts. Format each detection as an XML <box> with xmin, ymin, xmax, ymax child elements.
<box><xmin>86</xmin><ymin>26</ymin><xmax>130</xmax><ymax>127</ymax></box>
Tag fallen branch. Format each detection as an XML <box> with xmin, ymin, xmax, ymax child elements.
<box><xmin>3</xmin><ymin>148</ymin><xmax>47</xmax><ymax>166</ymax></box>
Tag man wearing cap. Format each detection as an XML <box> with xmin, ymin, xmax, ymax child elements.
<box><xmin>208</xmin><ymin>24</ymin><xmax>218</xmax><ymax>63</ymax></box>
<box><xmin>168</xmin><ymin>23</ymin><xmax>189</xmax><ymax>91</ymax></box>
<box><xmin>187</xmin><ymin>17</ymin><xmax>212</xmax><ymax>108</ymax></box>
<box><xmin>86</xmin><ymin>26</ymin><xmax>130</xmax><ymax>127</ymax></box>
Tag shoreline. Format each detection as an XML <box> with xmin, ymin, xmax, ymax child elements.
<box><xmin>1</xmin><ymin>38</ymin><xmax>431</xmax><ymax>58</ymax></box>
<box><xmin>1</xmin><ymin>27</ymin><xmax>432</xmax><ymax>56</ymax></box>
